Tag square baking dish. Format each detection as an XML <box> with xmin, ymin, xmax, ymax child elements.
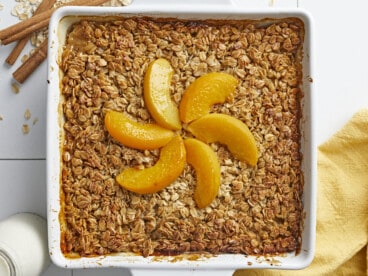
<box><xmin>46</xmin><ymin>2</ymin><xmax>316</xmax><ymax>273</ymax></box>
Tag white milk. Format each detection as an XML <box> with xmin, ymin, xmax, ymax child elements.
<box><xmin>0</xmin><ymin>213</ymin><xmax>50</xmax><ymax>276</ymax></box>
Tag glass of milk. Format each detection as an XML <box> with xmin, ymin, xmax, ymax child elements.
<box><xmin>0</xmin><ymin>213</ymin><xmax>50</xmax><ymax>276</ymax></box>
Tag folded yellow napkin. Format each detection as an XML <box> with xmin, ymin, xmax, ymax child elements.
<box><xmin>235</xmin><ymin>109</ymin><xmax>368</xmax><ymax>276</ymax></box>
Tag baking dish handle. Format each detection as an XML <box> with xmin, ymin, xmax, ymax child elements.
<box><xmin>132</xmin><ymin>0</ymin><xmax>236</xmax><ymax>6</ymax></box>
<box><xmin>130</xmin><ymin>269</ymin><xmax>235</xmax><ymax>276</ymax></box>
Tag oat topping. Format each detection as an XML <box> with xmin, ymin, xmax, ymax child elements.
<box><xmin>60</xmin><ymin>16</ymin><xmax>304</xmax><ymax>258</ymax></box>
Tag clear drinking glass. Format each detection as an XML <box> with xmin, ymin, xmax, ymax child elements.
<box><xmin>0</xmin><ymin>213</ymin><xmax>50</xmax><ymax>276</ymax></box>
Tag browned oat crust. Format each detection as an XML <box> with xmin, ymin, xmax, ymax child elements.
<box><xmin>60</xmin><ymin>16</ymin><xmax>305</xmax><ymax>258</ymax></box>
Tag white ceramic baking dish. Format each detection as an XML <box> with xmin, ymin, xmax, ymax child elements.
<box><xmin>46</xmin><ymin>1</ymin><xmax>316</xmax><ymax>274</ymax></box>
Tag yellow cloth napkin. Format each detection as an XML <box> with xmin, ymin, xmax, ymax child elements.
<box><xmin>235</xmin><ymin>109</ymin><xmax>368</xmax><ymax>276</ymax></box>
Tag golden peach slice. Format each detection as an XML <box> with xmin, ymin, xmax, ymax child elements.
<box><xmin>187</xmin><ymin>114</ymin><xmax>258</xmax><ymax>166</ymax></box>
<box><xmin>184</xmin><ymin>138</ymin><xmax>221</xmax><ymax>209</ymax></box>
<box><xmin>104</xmin><ymin>110</ymin><xmax>174</xmax><ymax>150</ymax></box>
<box><xmin>179</xmin><ymin>72</ymin><xmax>238</xmax><ymax>123</ymax></box>
<box><xmin>116</xmin><ymin>135</ymin><xmax>186</xmax><ymax>194</ymax></box>
<box><xmin>144</xmin><ymin>58</ymin><xmax>181</xmax><ymax>130</ymax></box>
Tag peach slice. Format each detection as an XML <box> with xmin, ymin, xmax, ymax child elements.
<box><xmin>144</xmin><ymin>58</ymin><xmax>181</xmax><ymax>130</ymax></box>
<box><xmin>116</xmin><ymin>135</ymin><xmax>186</xmax><ymax>194</ymax></box>
<box><xmin>184</xmin><ymin>138</ymin><xmax>221</xmax><ymax>209</ymax></box>
<box><xmin>104</xmin><ymin>110</ymin><xmax>174</xmax><ymax>150</ymax></box>
<box><xmin>187</xmin><ymin>114</ymin><xmax>258</xmax><ymax>166</ymax></box>
<box><xmin>179</xmin><ymin>72</ymin><xmax>238</xmax><ymax>123</ymax></box>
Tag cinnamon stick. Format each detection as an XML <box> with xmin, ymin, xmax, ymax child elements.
<box><xmin>13</xmin><ymin>39</ymin><xmax>48</xmax><ymax>84</ymax></box>
<box><xmin>5</xmin><ymin>0</ymin><xmax>57</xmax><ymax>65</ymax></box>
<box><xmin>0</xmin><ymin>11</ymin><xmax>53</xmax><ymax>45</ymax></box>
<box><xmin>1</xmin><ymin>17</ymin><xmax>51</xmax><ymax>46</ymax></box>
<box><xmin>5</xmin><ymin>39</ymin><xmax>29</xmax><ymax>65</ymax></box>
<box><xmin>0</xmin><ymin>0</ymin><xmax>110</xmax><ymax>45</ymax></box>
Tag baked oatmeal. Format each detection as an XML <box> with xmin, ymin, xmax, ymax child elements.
<box><xmin>59</xmin><ymin>16</ymin><xmax>304</xmax><ymax>257</ymax></box>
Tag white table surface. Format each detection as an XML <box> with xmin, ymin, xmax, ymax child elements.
<box><xmin>1</xmin><ymin>0</ymin><xmax>367</xmax><ymax>275</ymax></box>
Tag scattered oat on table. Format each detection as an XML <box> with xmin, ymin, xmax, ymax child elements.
<box><xmin>24</xmin><ymin>109</ymin><xmax>31</xmax><ymax>120</ymax></box>
<box><xmin>22</xmin><ymin>124</ymin><xmax>30</xmax><ymax>134</ymax></box>
<box><xmin>11</xmin><ymin>82</ymin><xmax>20</xmax><ymax>94</ymax></box>
<box><xmin>21</xmin><ymin>54</ymin><xmax>29</xmax><ymax>63</ymax></box>
<box><xmin>10</xmin><ymin>0</ymin><xmax>133</xmax><ymax>48</ymax></box>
